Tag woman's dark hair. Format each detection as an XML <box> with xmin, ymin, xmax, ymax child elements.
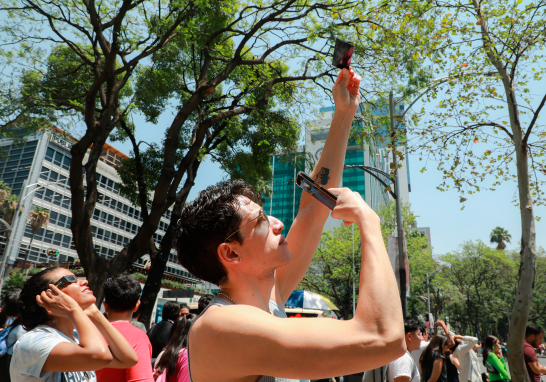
<box><xmin>173</xmin><ymin>180</ymin><xmax>258</xmax><ymax>285</ymax></box>
<box><xmin>155</xmin><ymin>314</ymin><xmax>198</xmax><ymax>376</ymax></box>
<box><xmin>420</xmin><ymin>334</ymin><xmax>449</xmax><ymax>378</ymax></box>
<box><xmin>19</xmin><ymin>267</ymin><xmax>59</xmax><ymax>331</ymax></box>
<box><xmin>162</xmin><ymin>301</ymin><xmax>181</xmax><ymax>321</ymax></box>
<box><xmin>3</xmin><ymin>288</ymin><xmax>23</xmax><ymax>328</ymax></box>
<box><xmin>482</xmin><ymin>335</ymin><xmax>499</xmax><ymax>366</ymax></box>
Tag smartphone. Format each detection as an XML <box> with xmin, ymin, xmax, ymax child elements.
<box><xmin>296</xmin><ymin>171</ymin><xmax>338</xmax><ymax>210</ymax></box>
<box><xmin>332</xmin><ymin>39</ymin><xmax>354</xmax><ymax>69</ymax></box>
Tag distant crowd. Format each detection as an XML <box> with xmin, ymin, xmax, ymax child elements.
<box><xmin>392</xmin><ymin>318</ymin><xmax>546</xmax><ymax>382</ymax></box>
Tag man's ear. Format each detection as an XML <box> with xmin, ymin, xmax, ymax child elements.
<box><xmin>217</xmin><ymin>242</ymin><xmax>240</xmax><ymax>264</ymax></box>
<box><xmin>103</xmin><ymin>301</ymin><xmax>109</xmax><ymax>313</ymax></box>
<box><xmin>133</xmin><ymin>300</ymin><xmax>141</xmax><ymax>313</ymax></box>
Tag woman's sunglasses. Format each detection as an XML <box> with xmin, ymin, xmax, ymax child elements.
<box><xmin>54</xmin><ymin>274</ymin><xmax>78</xmax><ymax>288</ymax></box>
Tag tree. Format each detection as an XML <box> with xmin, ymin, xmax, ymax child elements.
<box><xmin>490</xmin><ymin>227</ymin><xmax>512</xmax><ymax>251</ymax></box>
<box><xmin>385</xmin><ymin>1</ymin><xmax>546</xmax><ymax>379</ymax></box>
<box><xmin>0</xmin><ymin>0</ymin><xmax>423</xmax><ymax>325</ymax></box>
<box><xmin>299</xmin><ymin>224</ymin><xmax>361</xmax><ymax>320</ymax></box>
<box><xmin>0</xmin><ymin>180</ymin><xmax>19</xmax><ymax>225</ymax></box>
<box><xmin>1</xmin><ymin>269</ymin><xmax>24</xmax><ymax>299</ymax></box>
<box><xmin>22</xmin><ymin>207</ymin><xmax>50</xmax><ymax>269</ymax></box>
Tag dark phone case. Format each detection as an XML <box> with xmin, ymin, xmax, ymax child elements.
<box><xmin>296</xmin><ymin>171</ymin><xmax>338</xmax><ymax>210</ymax></box>
<box><xmin>332</xmin><ymin>39</ymin><xmax>354</xmax><ymax>69</ymax></box>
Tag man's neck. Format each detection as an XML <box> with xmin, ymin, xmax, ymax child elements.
<box><xmin>219</xmin><ymin>271</ymin><xmax>276</xmax><ymax>313</ymax></box>
<box><xmin>107</xmin><ymin>310</ymin><xmax>134</xmax><ymax>323</ymax></box>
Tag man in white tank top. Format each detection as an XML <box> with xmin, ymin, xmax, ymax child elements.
<box><xmin>173</xmin><ymin>68</ymin><xmax>406</xmax><ymax>382</ymax></box>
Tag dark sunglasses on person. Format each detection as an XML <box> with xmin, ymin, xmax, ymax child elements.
<box><xmin>54</xmin><ymin>274</ymin><xmax>78</xmax><ymax>288</ymax></box>
<box><xmin>224</xmin><ymin>208</ymin><xmax>271</xmax><ymax>242</ymax></box>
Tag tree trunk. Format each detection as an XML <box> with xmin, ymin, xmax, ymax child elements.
<box><xmin>138</xmin><ymin>209</ymin><xmax>181</xmax><ymax>329</ymax></box>
<box><xmin>138</xmin><ymin>159</ymin><xmax>201</xmax><ymax>328</ymax></box>
<box><xmin>507</xmin><ymin>144</ymin><xmax>536</xmax><ymax>382</ymax></box>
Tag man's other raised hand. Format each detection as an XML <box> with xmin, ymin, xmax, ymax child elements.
<box><xmin>332</xmin><ymin>68</ymin><xmax>361</xmax><ymax>115</ymax></box>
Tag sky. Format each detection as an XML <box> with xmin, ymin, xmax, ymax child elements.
<box><xmin>107</xmin><ymin>97</ymin><xmax>546</xmax><ymax>257</ymax></box>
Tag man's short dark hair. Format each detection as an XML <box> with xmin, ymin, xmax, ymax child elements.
<box><xmin>404</xmin><ymin>317</ymin><xmax>420</xmax><ymax>335</ymax></box>
<box><xmin>198</xmin><ymin>294</ymin><xmax>214</xmax><ymax>314</ymax></box>
<box><xmin>2</xmin><ymin>288</ymin><xmax>22</xmax><ymax>317</ymax></box>
<box><xmin>174</xmin><ymin>180</ymin><xmax>258</xmax><ymax>285</ymax></box>
<box><xmin>180</xmin><ymin>304</ymin><xmax>190</xmax><ymax>311</ymax></box>
<box><xmin>162</xmin><ymin>301</ymin><xmax>181</xmax><ymax>321</ymax></box>
<box><xmin>526</xmin><ymin>323</ymin><xmax>544</xmax><ymax>337</ymax></box>
<box><xmin>103</xmin><ymin>274</ymin><xmax>141</xmax><ymax>312</ymax></box>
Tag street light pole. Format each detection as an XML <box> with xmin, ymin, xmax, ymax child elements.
<box><xmin>390</xmin><ymin>91</ymin><xmax>407</xmax><ymax>317</ymax></box>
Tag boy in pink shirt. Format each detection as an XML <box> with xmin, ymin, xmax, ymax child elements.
<box><xmin>96</xmin><ymin>275</ymin><xmax>154</xmax><ymax>382</ymax></box>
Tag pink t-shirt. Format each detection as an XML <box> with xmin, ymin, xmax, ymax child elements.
<box><xmin>96</xmin><ymin>321</ymin><xmax>154</xmax><ymax>382</ymax></box>
<box><xmin>154</xmin><ymin>349</ymin><xmax>190</xmax><ymax>382</ymax></box>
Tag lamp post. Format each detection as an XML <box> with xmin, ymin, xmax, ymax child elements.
<box><xmin>343</xmin><ymin>162</ymin><xmax>407</xmax><ymax>316</ymax></box>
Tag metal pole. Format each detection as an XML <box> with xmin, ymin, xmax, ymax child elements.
<box><xmin>270</xmin><ymin>155</ymin><xmax>275</xmax><ymax>216</ymax></box>
<box><xmin>352</xmin><ymin>224</ymin><xmax>355</xmax><ymax>317</ymax></box>
<box><xmin>390</xmin><ymin>91</ymin><xmax>407</xmax><ymax>317</ymax></box>
<box><xmin>427</xmin><ymin>273</ymin><xmax>432</xmax><ymax>336</ymax></box>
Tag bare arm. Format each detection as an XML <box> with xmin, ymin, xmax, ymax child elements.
<box><xmin>274</xmin><ymin>68</ymin><xmax>362</xmax><ymax>304</ymax></box>
<box><xmin>427</xmin><ymin>358</ymin><xmax>444</xmax><ymax>382</ymax></box>
<box><xmin>39</xmin><ymin>285</ymin><xmax>113</xmax><ymax>372</ymax></box>
<box><xmin>395</xmin><ymin>377</ymin><xmax>411</xmax><ymax>382</ymax></box>
<box><xmin>454</xmin><ymin>336</ymin><xmax>478</xmax><ymax>357</ymax></box>
<box><xmin>436</xmin><ymin>320</ymin><xmax>454</xmax><ymax>347</ymax></box>
<box><xmin>192</xmin><ymin>189</ymin><xmax>405</xmax><ymax>380</ymax></box>
<box><xmin>84</xmin><ymin>304</ymin><xmax>138</xmax><ymax>369</ymax></box>
<box><xmin>528</xmin><ymin>361</ymin><xmax>546</xmax><ymax>375</ymax></box>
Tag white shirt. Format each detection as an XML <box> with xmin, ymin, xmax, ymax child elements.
<box><xmin>11</xmin><ymin>325</ymin><xmax>97</xmax><ymax>382</ymax></box>
<box><xmin>389</xmin><ymin>351</ymin><xmax>420</xmax><ymax>382</ymax></box>
<box><xmin>411</xmin><ymin>340</ymin><xmax>430</xmax><ymax>368</ymax></box>
<box><xmin>452</xmin><ymin>336</ymin><xmax>480</xmax><ymax>382</ymax></box>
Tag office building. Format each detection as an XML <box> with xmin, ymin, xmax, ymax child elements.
<box><xmin>0</xmin><ymin>126</ymin><xmax>199</xmax><ymax>284</ymax></box>
<box><xmin>264</xmin><ymin>105</ymin><xmax>411</xmax><ymax>233</ymax></box>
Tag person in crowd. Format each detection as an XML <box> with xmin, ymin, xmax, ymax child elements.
<box><xmin>523</xmin><ymin>323</ymin><xmax>546</xmax><ymax>382</ymax></box>
<box><xmin>420</xmin><ymin>335</ymin><xmax>450</xmax><ymax>382</ymax></box>
<box><xmin>96</xmin><ymin>274</ymin><xmax>154</xmax><ymax>382</ymax></box>
<box><xmin>412</xmin><ymin>321</ymin><xmax>444</xmax><ymax>367</ymax></box>
<box><xmin>388</xmin><ymin>317</ymin><xmax>422</xmax><ymax>382</ymax></box>
<box><xmin>0</xmin><ymin>289</ymin><xmax>26</xmax><ymax>381</ymax></box>
<box><xmin>482</xmin><ymin>335</ymin><xmax>510</xmax><ymax>382</ymax></box>
<box><xmin>179</xmin><ymin>304</ymin><xmax>190</xmax><ymax>318</ymax></box>
<box><xmin>10</xmin><ymin>267</ymin><xmax>138</xmax><ymax>382</ymax></box>
<box><xmin>173</xmin><ymin>68</ymin><xmax>406</xmax><ymax>382</ymax></box>
<box><xmin>452</xmin><ymin>335</ymin><xmax>481</xmax><ymax>382</ymax></box>
<box><xmin>197</xmin><ymin>294</ymin><xmax>214</xmax><ymax>314</ymax></box>
<box><xmin>445</xmin><ymin>337</ymin><xmax>461</xmax><ymax>382</ymax></box>
<box><xmin>131</xmin><ymin>308</ymin><xmax>147</xmax><ymax>332</ymax></box>
<box><xmin>153</xmin><ymin>314</ymin><xmax>197</xmax><ymax>382</ymax></box>
<box><xmin>148</xmin><ymin>301</ymin><xmax>180</xmax><ymax>362</ymax></box>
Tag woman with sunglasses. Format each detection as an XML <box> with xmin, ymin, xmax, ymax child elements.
<box><xmin>11</xmin><ymin>267</ymin><xmax>138</xmax><ymax>382</ymax></box>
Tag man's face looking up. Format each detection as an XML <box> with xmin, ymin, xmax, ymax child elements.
<box><xmin>220</xmin><ymin>197</ymin><xmax>290</xmax><ymax>278</ymax></box>
<box><xmin>527</xmin><ymin>331</ymin><xmax>544</xmax><ymax>348</ymax></box>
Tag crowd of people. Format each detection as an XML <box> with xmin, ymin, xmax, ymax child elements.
<box><xmin>0</xmin><ymin>268</ymin><xmax>216</xmax><ymax>382</ymax></box>
<box><xmin>388</xmin><ymin>319</ymin><xmax>546</xmax><ymax>382</ymax></box>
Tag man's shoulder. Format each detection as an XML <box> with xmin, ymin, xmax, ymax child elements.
<box><xmin>112</xmin><ymin>321</ymin><xmax>151</xmax><ymax>345</ymax></box>
<box><xmin>390</xmin><ymin>352</ymin><xmax>414</xmax><ymax>368</ymax></box>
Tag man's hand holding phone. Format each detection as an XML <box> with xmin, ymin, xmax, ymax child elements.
<box><xmin>329</xmin><ymin>188</ymin><xmax>380</xmax><ymax>233</ymax></box>
<box><xmin>332</xmin><ymin>67</ymin><xmax>361</xmax><ymax>116</ymax></box>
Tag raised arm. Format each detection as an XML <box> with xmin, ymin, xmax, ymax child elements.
<box><xmin>454</xmin><ymin>336</ymin><xmax>478</xmax><ymax>358</ymax></box>
<box><xmin>38</xmin><ymin>284</ymin><xmax>114</xmax><ymax>372</ymax></box>
<box><xmin>84</xmin><ymin>304</ymin><xmax>139</xmax><ymax>369</ymax></box>
<box><xmin>274</xmin><ymin>68</ymin><xmax>362</xmax><ymax>304</ymax></box>
<box><xmin>192</xmin><ymin>189</ymin><xmax>405</xmax><ymax>380</ymax></box>
<box><xmin>436</xmin><ymin>320</ymin><xmax>454</xmax><ymax>347</ymax></box>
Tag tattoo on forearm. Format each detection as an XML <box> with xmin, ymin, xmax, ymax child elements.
<box><xmin>316</xmin><ymin>167</ymin><xmax>330</xmax><ymax>185</ymax></box>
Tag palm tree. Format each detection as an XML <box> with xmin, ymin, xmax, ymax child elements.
<box><xmin>0</xmin><ymin>181</ymin><xmax>19</xmax><ymax>225</ymax></box>
<box><xmin>490</xmin><ymin>227</ymin><xmax>512</xmax><ymax>250</ymax></box>
<box><xmin>22</xmin><ymin>207</ymin><xmax>50</xmax><ymax>270</ymax></box>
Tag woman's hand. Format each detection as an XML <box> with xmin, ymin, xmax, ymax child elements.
<box><xmin>494</xmin><ymin>344</ymin><xmax>503</xmax><ymax>358</ymax></box>
<box><xmin>332</xmin><ymin>68</ymin><xmax>361</xmax><ymax>115</ymax></box>
<box><xmin>37</xmin><ymin>284</ymin><xmax>81</xmax><ymax>317</ymax></box>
